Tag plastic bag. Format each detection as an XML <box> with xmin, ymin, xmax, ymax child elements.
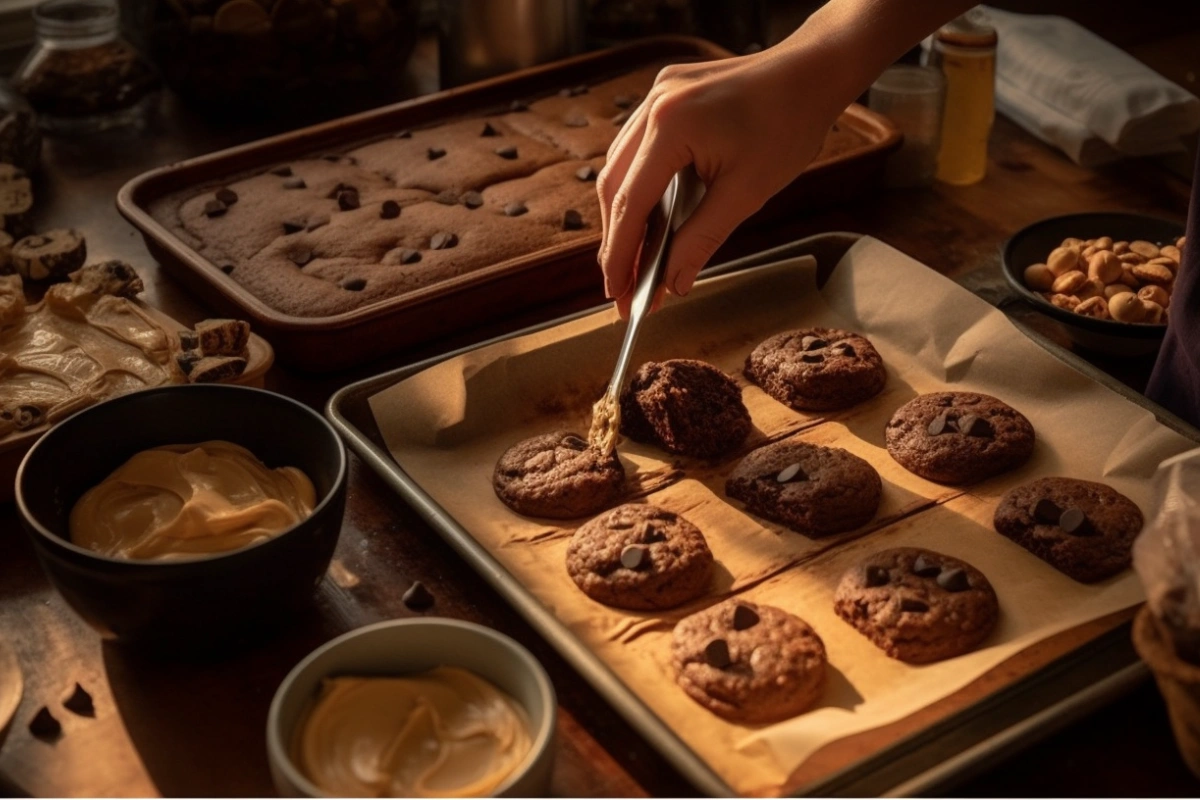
<box><xmin>1133</xmin><ymin>445</ymin><xmax>1200</xmax><ymax>664</ymax></box>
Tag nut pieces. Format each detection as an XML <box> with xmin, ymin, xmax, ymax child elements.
<box><xmin>1023</xmin><ymin>233</ymin><xmax>1184</xmax><ymax>326</ymax></box>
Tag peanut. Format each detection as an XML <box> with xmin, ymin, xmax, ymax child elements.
<box><xmin>1094</xmin><ymin>236</ymin><xmax>1114</xmax><ymax>251</ymax></box>
<box><xmin>1047</xmin><ymin>246</ymin><xmax>1082</xmax><ymax>276</ymax></box>
<box><xmin>1142</xmin><ymin>300</ymin><xmax>1166</xmax><ymax>324</ymax></box>
<box><xmin>1130</xmin><ymin>240</ymin><xmax>1160</xmax><ymax>259</ymax></box>
<box><xmin>1132</xmin><ymin>262</ymin><xmax>1174</xmax><ymax>285</ymax></box>
<box><xmin>1109</xmin><ymin>292</ymin><xmax>1147</xmax><ymax>322</ymax></box>
<box><xmin>1051</xmin><ymin>270</ymin><xmax>1087</xmax><ymax>294</ymax></box>
<box><xmin>1112</xmin><ymin>240</ymin><xmax>1130</xmax><ymax>254</ymax></box>
<box><xmin>1078</xmin><ymin>277</ymin><xmax>1106</xmax><ymax>300</ymax></box>
<box><xmin>1138</xmin><ymin>285</ymin><xmax>1171</xmax><ymax>307</ymax></box>
<box><xmin>1087</xmin><ymin>251</ymin><xmax>1123</xmax><ymax>283</ymax></box>
<box><xmin>1105</xmin><ymin>283</ymin><xmax>1134</xmax><ymax>299</ymax></box>
<box><xmin>1118</xmin><ymin>252</ymin><xmax>1144</xmax><ymax>265</ymax></box>
<box><xmin>1049</xmin><ymin>293</ymin><xmax>1081</xmax><ymax>311</ymax></box>
<box><xmin>1075</xmin><ymin>296</ymin><xmax>1110</xmax><ymax>319</ymax></box>
<box><xmin>1023</xmin><ymin>263</ymin><xmax>1055</xmax><ymax>291</ymax></box>
<box><xmin>1160</xmin><ymin>244</ymin><xmax>1181</xmax><ymax>263</ymax></box>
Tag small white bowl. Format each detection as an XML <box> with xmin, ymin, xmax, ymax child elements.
<box><xmin>266</xmin><ymin>618</ymin><xmax>556</xmax><ymax>798</ymax></box>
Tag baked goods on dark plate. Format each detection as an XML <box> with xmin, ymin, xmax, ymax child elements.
<box><xmin>744</xmin><ymin>327</ymin><xmax>887</xmax><ymax>411</ymax></box>
<box><xmin>619</xmin><ymin>359</ymin><xmax>751</xmax><ymax>459</ymax></box>
<box><xmin>885</xmin><ymin>391</ymin><xmax>1035</xmax><ymax>485</ymax></box>
<box><xmin>834</xmin><ymin>547</ymin><xmax>999</xmax><ymax>663</ymax></box>
<box><xmin>992</xmin><ymin>477</ymin><xmax>1143</xmax><ymax>583</ymax></box>
<box><xmin>725</xmin><ymin>438</ymin><xmax>882</xmax><ymax>537</ymax></box>
<box><xmin>492</xmin><ymin>431</ymin><xmax>624</xmax><ymax>519</ymax></box>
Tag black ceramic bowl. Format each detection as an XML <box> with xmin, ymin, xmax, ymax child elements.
<box><xmin>1001</xmin><ymin>211</ymin><xmax>1186</xmax><ymax>356</ymax></box>
<box><xmin>15</xmin><ymin>384</ymin><xmax>347</xmax><ymax>649</ymax></box>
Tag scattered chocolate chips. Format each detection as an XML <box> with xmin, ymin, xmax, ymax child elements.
<box><xmin>801</xmin><ymin>353</ymin><xmax>824</xmax><ymax>363</ymax></box>
<box><xmin>562</xmin><ymin>209</ymin><xmax>584</xmax><ymax>230</ymax></box>
<box><xmin>865</xmin><ymin>565</ymin><xmax>890</xmax><ymax>587</ymax></box>
<box><xmin>732</xmin><ymin>604</ymin><xmax>760</xmax><ymax>631</ymax></box>
<box><xmin>576</xmin><ymin>165</ymin><xmax>597</xmax><ymax>182</ymax></box>
<box><xmin>958</xmin><ymin>413</ymin><xmax>993</xmax><ymax>438</ymax></box>
<box><xmin>614</xmin><ymin>93</ymin><xmax>638</xmax><ymax>109</ymax></box>
<box><xmin>282</xmin><ymin>176</ymin><xmax>306</xmax><ymax>190</ymax></box>
<box><xmin>336</xmin><ymin>189</ymin><xmax>360</xmax><ymax>211</ymax></box>
<box><xmin>704</xmin><ymin>639</ymin><xmax>731</xmax><ymax>669</ymax></box>
<box><xmin>341</xmin><ymin>278</ymin><xmax>367</xmax><ymax>291</ymax></box>
<box><xmin>1034</xmin><ymin>498</ymin><xmax>1063</xmax><ymax>524</ymax></box>
<box><xmin>494</xmin><ymin>145</ymin><xmax>518</xmax><ymax>160</ymax></box>
<box><xmin>219</xmin><ymin>264</ymin><xmax>235</xmax><ymax>275</ymax></box>
<box><xmin>620</xmin><ymin>544</ymin><xmax>648</xmax><ymax>570</ymax></box>
<box><xmin>214</xmin><ymin>187</ymin><xmax>238</xmax><ymax>206</ymax></box>
<box><xmin>427</xmin><ymin>147</ymin><xmax>447</xmax><ymax>161</ymax></box>
<box><xmin>402</xmin><ymin>580</ymin><xmax>435</xmax><ymax>610</ymax></box>
<box><xmin>612</xmin><ymin>109</ymin><xmax>632</xmax><ymax>126</ymax></box>
<box><xmin>509</xmin><ymin>99</ymin><xmax>529</xmax><ymax>112</ymax></box>
<box><xmin>430</xmin><ymin>231</ymin><xmax>458</xmax><ymax>250</ymax></box>
<box><xmin>394</xmin><ymin>248</ymin><xmax>422</xmax><ymax>265</ymax></box>
<box><xmin>380</xmin><ymin>200</ymin><xmax>401</xmax><ymax>219</ymax></box>
<box><xmin>462</xmin><ymin>191</ymin><xmax>484</xmax><ymax>209</ymax></box>
<box><xmin>775</xmin><ymin>462</ymin><xmax>807</xmax><ymax>483</ymax></box>
<box><xmin>270</xmin><ymin>165</ymin><xmax>293</xmax><ymax>177</ymax></box>
<box><xmin>28</xmin><ymin>707</ymin><xmax>61</xmax><ymax>739</ymax></box>
<box><xmin>563</xmin><ymin>112</ymin><xmax>589</xmax><ymax>128</ymax></box>
<box><xmin>434</xmin><ymin>189</ymin><xmax>458</xmax><ymax>205</ymax></box>
<box><xmin>480</xmin><ymin>122</ymin><xmax>499</xmax><ymax>137</ymax></box>
<box><xmin>1059</xmin><ymin>507</ymin><xmax>1092</xmax><ymax>536</ymax></box>
<box><xmin>282</xmin><ymin>219</ymin><xmax>305</xmax><ymax>235</ymax></box>
<box><xmin>900</xmin><ymin>598</ymin><xmax>930</xmax><ymax>613</ymax></box>
<box><xmin>937</xmin><ymin>568</ymin><xmax>970</xmax><ymax>593</ymax></box>
<box><xmin>395</xmin><ymin>129</ymin><xmax>412</xmax><ymax>139</ymax></box>
<box><xmin>202</xmin><ymin>199</ymin><xmax>227</xmax><ymax>218</ymax></box>
<box><xmin>289</xmin><ymin>248</ymin><xmax>313</xmax><ymax>267</ymax></box>
<box><xmin>927</xmin><ymin>411</ymin><xmax>952</xmax><ymax>436</ymax></box>
<box><xmin>504</xmin><ymin>201</ymin><xmax>528</xmax><ymax>217</ymax></box>
<box><xmin>912</xmin><ymin>555</ymin><xmax>941</xmax><ymax>577</ymax></box>
<box><xmin>306</xmin><ymin>214</ymin><xmax>330</xmax><ymax>232</ymax></box>
<box><xmin>63</xmin><ymin>683</ymin><xmax>95</xmax><ymax>717</ymax></box>
<box><xmin>800</xmin><ymin>335</ymin><xmax>827</xmax><ymax>351</ymax></box>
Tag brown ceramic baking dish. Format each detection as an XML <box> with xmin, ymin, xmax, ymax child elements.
<box><xmin>116</xmin><ymin>36</ymin><xmax>900</xmax><ymax>373</ymax></box>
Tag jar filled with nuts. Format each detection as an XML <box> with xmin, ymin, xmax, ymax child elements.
<box><xmin>1023</xmin><ymin>234</ymin><xmax>1185</xmax><ymax>325</ymax></box>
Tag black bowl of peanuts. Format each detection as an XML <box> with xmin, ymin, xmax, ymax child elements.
<box><xmin>1002</xmin><ymin>211</ymin><xmax>1186</xmax><ymax>356</ymax></box>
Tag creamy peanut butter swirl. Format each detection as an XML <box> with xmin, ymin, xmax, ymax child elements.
<box><xmin>295</xmin><ymin>668</ymin><xmax>534</xmax><ymax>798</ymax></box>
<box><xmin>69</xmin><ymin>440</ymin><xmax>316</xmax><ymax>560</ymax></box>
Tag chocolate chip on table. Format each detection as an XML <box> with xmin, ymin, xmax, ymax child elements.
<box><xmin>800</xmin><ymin>335</ymin><xmax>827</xmax><ymax>351</ymax></box>
<box><xmin>380</xmin><ymin>200</ymin><xmax>401</xmax><ymax>219</ymax></box>
<box><xmin>958</xmin><ymin>413</ymin><xmax>993</xmax><ymax>438</ymax></box>
<box><xmin>576</xmin><ymin>165</ymin><xmax>597</xmax><ymax>182</ymax></box>
<box><xmin>900</xmin><ymin>598</ymin><xmax>930</xmax><ymax>613</ymax></box>
<box><xmin>620</xmin><ymin>544</ymin><xmax>648</xmax><ymax>570</ymax></box>
<box><xmin>509</xmin><ymin>99</ymin><xmax>529</xmax><ymax>112</ymax></box>
<box><xmin>402</xmin><ymin>580</ymin><xmax>435</xmax><ymax>611</ymax></box>
<box><xmin>270</xmin><ymin>165</ymin><xmax>293</xmax><ymax>177</ymax></box>
<box><xmin>219</xmin><ymin>264</ymin><xmax>235</xmax><ymax>275</ymax></box>
<box><xmin>282</xmin><ymin>219</ymin><xmax>305</xmax><ymax>234</ymax></box>
<box><xmin>732</xmin><ymin>604</ymin><xmax>760</xmax><ymax>631</ymax></box>
<box><xmin>462</xmin><ymin>191</ymin><xmax>484</xmax><ymax>209</ymax></box>
<box><xmin>214</xmin><ymin>187</ymin><xmax>238</xmax><ymax>206</ymax></box>
<box><xmin>282</xmin><ymin>176</ymin><xmax>306</xmax><ymax>190</ymax></box>
<box><xmin>430</xmin><ymin>231</ymin><xmax>458</xmax><ymax>250</ymax></box>
<box><xmin>704</xmin><ymin>639</ymin><xmax>731</xmax><ymax>669</ymax></box>
<box><xmin>480</xmin><ymin>122</ymin><xmax>499</xmax><ymax>137</ymax></box>
<box><xmin>306</xmin><ymin>215</ymin><xmax>330</xmax><ymax>232</ymax></box>
<box><xmin>63</xmin><ymin>683</ymin><xmax>95</xmax><ymax>717</ymax></box>
<box><xmin>290</xmin><ymin>248</ymin><xmax>313</xmax><ymax>267</ymax></box>
<box><xmin>395</xmin><ymin>129</ymin><xmax>412</xmax><ymax>139</ymax></box>
<box><xmin>427</xmin><ymin>147</ymin><xmax>447</xmax><ymax>161</ymax></box>
<box><xmin>336</xmin><ymin>189</ymin><xmax>360</xmax><ymax>211</ymax></box>
<box><xmin>28</xmin><ymin>707</ymin><xmax>61</xmax><ymax>739</ymax></box>
<box><xmin>1059</xmin><ymin>507</ymin><xmax>1092</xmax><ymax>536</ymax></box>
<box><xmin>434</xmin><ymin>190</ymin><xmax>458</xmax><ymax>205</ymax></box>
<box><xmin>494</xmin><ymin>145</ymin><xmax>518</xmax><ymax>160</ymax></box>
<box><xmin>1034</xmin><ymin>498</ymin><xmax>1063</xmax><ymax>524</ymax></box>
<box><xmin>203</xmin><ymin>199</ymin><xmax>226</xmax><ymax>218</ymax></box>
<box><xmin>865</xmin><ymin>565</ymin><xmax>890</xmax><ymax>587</ymax></box>
<box><xmin>937</xmin><ymin>568</ymin><xmax>970</xmax><ymax>592</ymax></box>
<box><xmin>341</xmin><ymin>278</ymin><xmax>367</xmax><ymax>291</ymax></box>
<box><xmin>562</xmin><ymin>209</ymin><xmax>584</xmax><ymax>230</ymax></box>
<box><xmin>394</xmin><ymin>248</ymin><xmax>421</xmax><ymax>265</ymax></box>
<box><xmin>563</xmin><ymin>112</ymin><xmax>589</xmax><ymax>128</ymax></box>
<box><xmin>775</xmin><ymin>462</ymin><xmax>807</xmax><ymax>483</ymax></box>
<box><xmin>912</xmin><ymin>555</ymin><xmax>941</xmax><ymax>577</ymax></box>
<box><xmin>927</xmin><ymin>411</ymin><xmax>952</xmax><ymax>436</ymax></box>
<box><xmin>504</xmin><ymin>201</ymin><xmax>528</xmax><ymax>217</ymax></box>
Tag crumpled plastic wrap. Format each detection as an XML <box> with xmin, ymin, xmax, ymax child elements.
<box><xmin>1134</xmin><ymin>445</ymin><xmax>1200</xmax><ymax>664</ymax></box>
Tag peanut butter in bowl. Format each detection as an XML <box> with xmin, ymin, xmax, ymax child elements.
<box><xmin>69</xmin><ymin>440</ymin><xmax>316</xmax><ymax>560</ymax></box>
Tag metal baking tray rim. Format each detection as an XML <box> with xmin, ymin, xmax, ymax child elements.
<box><xmin>326</xmin><ymin>231</ymin><xmax>1198</xmax><ymax>796</ymax></box>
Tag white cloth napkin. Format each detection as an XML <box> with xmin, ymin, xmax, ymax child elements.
<box><xmin>981</xmin><ymin>6</ymin><xmax>1200</xmax><ymax>166</ymax></box>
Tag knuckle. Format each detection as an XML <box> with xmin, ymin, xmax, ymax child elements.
<box><xmin>609</xmin><ymin>187</ymin><xmax>632</xmax><ymax>222</ymax></box>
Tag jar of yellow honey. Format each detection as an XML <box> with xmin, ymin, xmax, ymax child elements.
<box><xmin>928</xmin><ymin>9</ymin><xmax>996</xmax><ymax>186</ymax></box>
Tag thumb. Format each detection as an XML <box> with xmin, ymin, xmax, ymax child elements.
<box><xmin>664</xmin><ymin>179</ymin><xmax>757</xmax><ymax>298</ymax></box>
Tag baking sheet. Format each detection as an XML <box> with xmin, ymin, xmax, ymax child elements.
<box><xmin>366</xmin><ymin>236</ymin><xmax>1196</xmax><ymax>795</ymax></box>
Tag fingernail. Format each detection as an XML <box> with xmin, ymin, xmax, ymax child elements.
<box><xmin>672</xmin><ymin>274</ymin><xmax>691</xmax><ymax>297</ymax></box>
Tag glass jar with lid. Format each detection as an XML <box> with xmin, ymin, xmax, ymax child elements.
<box><xmin>12</xmin><ymin>0</ymin><xmax>160</xmax><ymax>135</ymax></box>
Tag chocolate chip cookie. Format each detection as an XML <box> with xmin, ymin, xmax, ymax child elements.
<box><xmin>671</xmin><ymin>598</ymin><xmax>826</xmax><ymax>724</ymax></box>
<box><xmin>885</xmin><ymin>391</ymin><xmax>1035</xmax><ymax>485</ymax></box>
<box><xmin>566</xmin><ymin>503</ymin><xmax>713</xmax><ymax>610</ymax></box>
<box><xmin>619</xmin><ymin>359</ymin><xmax>751</xmax><ymax>459</ymax></box>
<box><xmin>834</xmin><ymin>547</ymin><xmax>999</xmax><ymax>663</ymax></box>
<box><xmin>744</xmin><ymin>327</ymin><xmax>887</xmax><ymax>411</ymax></box>
<box><xmin>725</xmin><ymin>439</ymin><xmax>882</xmax><ymax>537</ymax></box>
<box><xmin>492</xmin><ymin>430</ymin><xmax>625</xmax><ymax>519</ymax></box>
<box><xmin>993</xmin><ymin>477</ymin><xmax>1144</xmax><ymax>583</ymax></box>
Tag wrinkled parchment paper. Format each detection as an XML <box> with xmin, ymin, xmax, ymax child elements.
<box><xmin>369</xmin><ymin>236</ymin><xmax>1198</xmax><ymax>795</ymax></box>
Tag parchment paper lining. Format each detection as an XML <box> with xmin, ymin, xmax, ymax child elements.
<box><xmin>369</xmin><ymin>237</ymin><xmax>1195</xmax><ymax>795</ymax></box>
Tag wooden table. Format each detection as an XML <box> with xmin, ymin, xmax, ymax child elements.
<box><xmin>3</xmin><ymin>35</ymin><xmax>1200</xmax><ymax>798</ymax></box>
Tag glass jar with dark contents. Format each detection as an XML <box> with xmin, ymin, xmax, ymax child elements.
<box><xmin>12</xmin><ymin>0</ymin><xmax>160</xmax><ymax>134</ymax></box>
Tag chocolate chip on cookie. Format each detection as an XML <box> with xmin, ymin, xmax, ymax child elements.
<box><xmin>993</xmin><ymin>477</ymin><xmax>1143</xmax><ymax>582</ymax></box>
<box><xmin>566</xmin><ymin>503</ymin><xmax>712</xmax><ymax>610</ymax></box>
<box><xmin>745</xmin><ymin>327</ymin><xmax>887</xmax><ymax>411</ymax></box>
<box><xmin>672</xmin><ymin>599</ymin><xmax>826</xmax><ymax>724</ymax></box>
<box><xmin>619</xmin><ymin>359</ymin><xmax>751</xmax><ymax>459</ymax></box>
<box><xmin>725</xmin><ymin>438</ymin><xmax>881</xmax><ymax>537</ymax></box>
<box><xmin>493</xmin><ymin>431</ymin><xmax>625</xmax><ymax>519</ymax></box>
<box><xmin>885</xmin><ymin>391</ymin><xmax>1035</xmax><ymax>484</ymax></box>
<box><xmin>379</xmin><ymin>200</ymin><xmax>402</xmax><ymax>219</ymax></box>
<box><xmin>834</xmin><ymin>547</ymin><xmax>999</xmax><ymax>663</ymax></box>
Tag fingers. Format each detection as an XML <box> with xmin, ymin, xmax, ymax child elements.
<box><xmin>597</xmin><ymin>105</ymin><xmax>650</xmax><ymax>297</ymax></box>
<box><xmin>664</xmin><ymin>178</ymin><xmax>757</xmax><ymax>298</ymax></box>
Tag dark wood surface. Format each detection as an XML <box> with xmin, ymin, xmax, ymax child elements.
<box><xmin>3</xmin><ymin>31</ymin><xmax>1200</xmax><ymax>799</ymax></box>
